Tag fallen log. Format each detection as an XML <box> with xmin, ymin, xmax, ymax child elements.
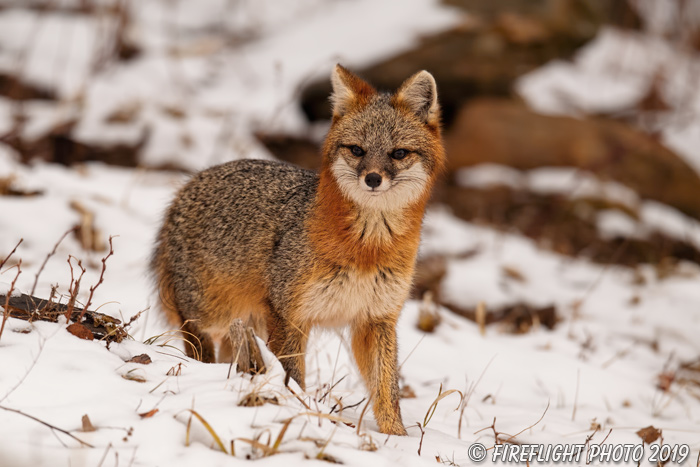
<box><xmin>0</xmin><ymin>292</ymin><xmax>127</xmax><ymax>343</ymax></box>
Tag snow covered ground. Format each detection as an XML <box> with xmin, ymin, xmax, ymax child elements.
<box><xmin>1</xmin><ymin>158</ymin><xmax>699</xmax><ymax>466</ymax></box>
<box><xmin>1</xmin><ymin>1</ymin><xmax>700</xmax><ymax>466</ymax></box>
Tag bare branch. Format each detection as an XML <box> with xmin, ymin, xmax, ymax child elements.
<box><xmin>0</xmin><ymin>238</ymin><xmax>22</xmax><ymax>271</ymax></box>
<box><xmin>0</xmin><ymin>405</ymin><xmax>93</xmax><ymax>448</ymax></box>
<box><xmin>79</xmin><ymin>236</ymin><xmax>115</xmax><ymax>322</ymax></box>
<box><xmin>0</xmin><ymin>260</ymin><xmax>22</xmax><ymax>340</ymax></box>
<box><xmin>65</xmin><ymin>256</ymin><xmax>86</xmax><ymax>322</ymax></box>
<box><xmin>30</xmin><ymin>228</ymin><xmax>76</xmax><ymax>297</ymax></box>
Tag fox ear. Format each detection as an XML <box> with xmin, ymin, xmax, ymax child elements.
<box><xmin>330</xmin><ymin>64</ymin><xmax>375</xmax><ymax>118</ymax></box>
<box><xmin>395</xmin><ymin>70</ymin><xmax>439</xmax><ymax>126</ymax></box>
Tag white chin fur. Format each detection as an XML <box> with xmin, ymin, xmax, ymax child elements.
<box><xmin>331</xmin><ymin>157</ymin><xmax>429</xmax><ymax>211</ymax></box>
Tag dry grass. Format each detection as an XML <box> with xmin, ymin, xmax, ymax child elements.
<box><xmin>423</xmin><ymin>383</ymin><xmax>463</xmax><ymax>428</ymax></box>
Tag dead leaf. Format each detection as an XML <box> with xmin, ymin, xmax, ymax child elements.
<box><xmin>657</xmin><ymin>371</ymin><xmax>675</xmax><ymax>392</ymax></box>
<box><xmin>81</xmin><ymin>414</ymin><xmax>96</xmax><ymax>432</ymax></box>
<box><xmin>400</xmin><ymin>384</ymin><xmax>416</xmax><ymax>399</ymax></box>
<box><xmin>67</xmin><ymin>323</ymin><xmax>94</xmax><ymax>340</ymax></box>
<box><xmin>238</xmin><ymin>392</ymin><xmax>279</xmax><ymax>407</ymax></box>
<box><xmin>122</xmin><ymin>370</ymin><xmax>146</xmax><ymax>383</ymax></box>
<box><xmin>138</xmin><ymin>409</ymin><xmax>159</xmax><ymax>419</ymax></box>
<box><xmin>636</xmin><ymin>425</ymin><xmax>661</xmax><ymax>444</ymax></box>
<box><xmin>128</xmin><ymin>354</ymin><xmax>152</xmax><ymax>365</ymax></box>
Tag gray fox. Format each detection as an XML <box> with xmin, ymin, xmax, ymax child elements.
<box><xmin>152</xmin><ymin>65</ymin><xmax>445</xmax><ymax>435</ymax></box>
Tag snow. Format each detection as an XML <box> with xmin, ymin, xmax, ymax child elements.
<box><xmin>455</xmin><ymin>163</ymin><xmax>700</xmax><ymax>251</ymax></box>
<box><xmin>1</xmin><ymin>1</ymin><xmax>700</xmax><ymax>466</ymax></box>
<box><xmin>0</xmin><ymin>281</ymin><xmax>22</xmax><ymax>297</ymax></box>
<box><xmin>456</xmin><ymin>164</ymin><xmax>641</xmax><ymax>210</ymax></box>
<box><xmin>596</xmin><ymin>210</ymin><xmax>643</xmax><ymax>241</ymax></box>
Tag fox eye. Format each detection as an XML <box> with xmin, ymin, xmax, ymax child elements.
<box><xmin>391</xmin><ymin>149</ymin><xmax>408</xmax><ymax>160</ymax></box>
<box><xmin>350</xmin><ymin>145</ymin><xmax>365</xmax><ymax>157</ymax></box>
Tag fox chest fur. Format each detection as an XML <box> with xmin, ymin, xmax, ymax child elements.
<box><xmin>289</xmin><ymin>174</ymin><xmax>424</xmax><ymax>328</ymax></box>
<box><xmin>297</xmin><ymin>258</ymin><xmax>414</xmax><ymax>328</ymax></box>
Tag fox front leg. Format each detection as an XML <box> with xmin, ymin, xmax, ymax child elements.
<box><xmin>351</xmin><ymin>317</ymin><xmax>407</xmax><ymax>436</ymax></box>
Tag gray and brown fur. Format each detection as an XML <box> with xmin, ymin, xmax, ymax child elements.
<box><xmin>152</xmin><ymin>65</ymin><xmax>446</xmax><ymax>435</ymax></box>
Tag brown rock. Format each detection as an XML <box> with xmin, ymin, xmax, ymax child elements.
<box><xmin>495</xmin><ymin>12</ymin><xmax>551</xmax><ymax>45</ymax></box>
<box><xmin>445</xmin><ymin>99</ymin><xmax>700</xmax><ymax>220</ymax></box>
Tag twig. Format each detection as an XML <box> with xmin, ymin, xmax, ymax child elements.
<box><xmin>0</xmin><ymin>238</ymin><xmax>22</xmax><ymax>271</ymax></box>
<box><xmin>583</xmin><ymin>425</ymin><xmax>600</xmax><ymax>457</ymax></box>
<box><xmin>65</xmin><ymin>256</ymin><xmax>86</xmax><ymax>321</ymax></box>
<box><xmin>0</xmin><ymin>336</ymin><xmax>46</xmax><ymax>403</ymax></box>
<box><xmin>30</xmin><ymin>228</ymin><xmax>75</xmax><ymax>296</ymax></box>
<box><xmin>474</xmin><ymin>417</ymin><xmax>503</xmax><ymax>444</ymax></box>
<box><xmin>356</xmin><ymin>394</ymin><xmax>374</xmax><ymax>436</ymax></box>
<box><xmin>416</xmin><ymin>422</ymin><xmax>426</xmax><ymax>456</ymax></box>
<box><xmin>398</xmin><ymin>334</ymin><xmax>425</xmax><ymax>371</ymax></box>
<box><xmin>319</xmin><ymin>375</ymin><xmax>347</xmax><ymax>404</ymax></box>
<box><xmin>570</xmin><ymin>237</ymin><xmax>630</xmax><ymax>332</ymax></box>
<box><xmin>502</xmin><ymin>401</ymin><xmax>551</xmax><ymax>444</ymax></box>
<box><xmin>572</xmin><ymin>369</ymin><xmax>580</xmax><ymax>422</ymax></box>
<box><xmin>286</xmin><ymin>383</ymin><xmax>312</xmax><ymax>411</ymax></box>
<box><xmin>0</xmin><ymin>405</ymin><xmax>93</xmax><ymax>447</ymax></box>
<box><xmin>121</xmin><ymin>309</ymin><xmax>146</xmax><ymax>332</ymax></box>
<box><xmin>340</xmin><ymin>397</ymin><xmax>365</xmax><ymax>411</ymax></box>
<box><xmin>79</xmin><ymin>236</ymin><xmax>115</xmax><ymax>321</ymax></box>
<box><xmin>96</xmin><ymin>443</ymin><xmax>113</xmax><ymax>467</ymax></box>
<box><xmin>323</xmin><ymin>338</ymin><xmax>343</xmax><ymax>404</ymax></box>
<box><xmin>458</xmin><ymin>355</ymin><xmax>496</xmax><ymax>438</ymax></box>
<box><xmin>0</xmin><ymin>260</ymin><xmax>22</xmax><ymax>340</ymax></box>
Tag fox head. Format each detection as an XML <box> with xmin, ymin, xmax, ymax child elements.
<box><xmin>321</xmin><ymin>65</ymin><xmax>445</xmax><ymax>211</ymax></box>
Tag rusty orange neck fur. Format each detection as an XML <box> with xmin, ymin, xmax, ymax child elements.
<box><xmin>308</xmin><ymin>164</ymin><xmax>430</xmax><ymax>272</ymax></box>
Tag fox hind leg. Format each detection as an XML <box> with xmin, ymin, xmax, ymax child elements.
<box><xmin>266</xmin><ymin>308</ymin><xmax>309</xmax><ymax>390</ymax></box>
<box><xmin>181</xmin><ymin>319</ymin><xmax>216</xmax><ymax>363</ymax></box>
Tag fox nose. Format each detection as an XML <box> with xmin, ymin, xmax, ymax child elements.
<box><xmin>365</xmin><ymin>173</ymin><xmax>382</xmax><ymax>189</ymax></box>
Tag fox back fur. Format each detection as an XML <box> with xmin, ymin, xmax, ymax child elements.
<box><xmin>152</xmin><ymin>65</ymin><xmax>445</xmax><ymax>435</ymax></box>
